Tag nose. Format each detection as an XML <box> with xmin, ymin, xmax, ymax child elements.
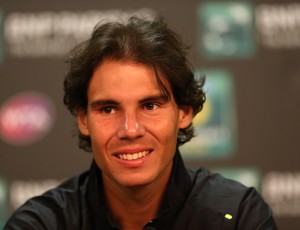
<box><xmin>117</xmin><ymin>111</ymin><xmax>145</xmax><ymax>139</ymax></box>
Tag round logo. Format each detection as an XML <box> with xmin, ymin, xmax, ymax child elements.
<box><xmin>0</xmin><ymin>91</ymin><xmax>56</xmax><ymax>146</ymax></box>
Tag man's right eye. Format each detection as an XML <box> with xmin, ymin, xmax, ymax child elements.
<box><xmin>101</xmin><ymin>107</ymin><xmax>115</xmax><ymax>114</ymax></box>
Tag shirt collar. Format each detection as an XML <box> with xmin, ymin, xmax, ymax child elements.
<box><xmin>87</xmin><ymin>149</ymin><xmax>192</xmax><ymax>229</ymax></box>
<box><xmin>152</xmin><ymin>149</ymin><xmax>192</xmax><ymax>228</ymax></box>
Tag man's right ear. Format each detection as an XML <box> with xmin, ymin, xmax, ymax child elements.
<box><xmin>77</xmin><ymin>109</ymin><xmax>90</xmax><ymax>136</ymax></box>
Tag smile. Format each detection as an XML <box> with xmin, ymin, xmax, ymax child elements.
<box><xmin>117</xmin><ymin>150</ymin><xmax>150</xmax><ymax>161</ymax></box>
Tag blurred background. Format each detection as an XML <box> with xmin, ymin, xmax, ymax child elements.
<box><xmin>0</xmin><ymin>0</ymin><xmax>299</xmax><ymax>229</ymax></box>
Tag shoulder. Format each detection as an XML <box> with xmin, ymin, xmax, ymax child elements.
<box><xmin>186</xmin><ymin>168</ymin><xmax>252</xmax><ymax>211</ymax></box>
<box><xmin>177</xmin><ymin>168</ymin><xmax>277</xmax><ymax>229</ymax></box>
<box><xmin>4</xmin><ymin>170</ymin><xmax>90</xmax><ymax>230</ymax></box>
<box><xmin>189</xmin><ymin>168</ymin><xmax>251</xmax><ymax>199</ymax></box>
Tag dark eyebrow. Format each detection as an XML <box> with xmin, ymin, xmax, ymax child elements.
<box><xmin>139</xmin><ymin>95</ymin><xmax>170</xmax><ymax>104</ymax></box>
<box><xmin>89</xmin><ymin>100</ymin><xmax>119</xmax><ymax>109</ymax></box>
<box><xmin>89</xmin><ymin>95</ymin><xmax>170</xmax><ymax>109</ymax></box>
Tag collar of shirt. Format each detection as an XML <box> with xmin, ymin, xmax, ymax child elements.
<box><xmin>86</xmin><ymin>149</ymin><xmax>192</xmax><ymax>230</ymax></box>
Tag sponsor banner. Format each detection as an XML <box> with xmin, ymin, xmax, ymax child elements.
<box><xmin>262</xmin><ymin>171</ymin><xmax>300</xmax><ymax>217</ymax></box>
<box><xmin>0</xmin><ymin>8</ymin><xmax>4</xmax><ymax>64</ymax></box>
<box><xmin>4</xmin><ymin>8</ymin><xmax>157</xmax><ymax>58</ymax></box>
<box><xmin>256</xmin><ymin>3</ymin><xmax>300</xmax><ymax>49</ymax></box>
<box><xmin>180</xmin><ymin>69</ymin><xmax>237</xmax><ymax>159</ymax></box>
<box><xmin>212</xmin><ymin>167</ymin><xmax>261</xmax><ymax>191</ymax></box>
<box><xmin>0</xmin><ymin>91</ymin><xmax>56</xmax><ymax>146</ymax></box>
<box><xmin>10</xmin><ymin>179</ymin><xmax>61</xmax><ymax>211</ymax></box>
<box><xmin>198</xmin><ymin>1</ymin><xmax>255</xmax><ymax>59</ymax></box>
<box><xmin>0</xmin><ymin>177</ymin><xmax>8</xmax><ymax>228</ymax></box>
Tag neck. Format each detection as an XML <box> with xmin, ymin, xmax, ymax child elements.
<box><xmin>102</xmin><ymin>169</ymin><xmax>172</xmax><ymax>230</ymax></box>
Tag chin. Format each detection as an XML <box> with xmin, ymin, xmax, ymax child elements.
<box><xmin>117</xmin><ymin>175</ymin><xmax>156</xmax><ymax>188</ymax></box>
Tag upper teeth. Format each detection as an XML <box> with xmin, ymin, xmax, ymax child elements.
<box><xmin>118</xmin><ymin>150</ymin><xmax>149</xmax><ymax>160</ymax></box>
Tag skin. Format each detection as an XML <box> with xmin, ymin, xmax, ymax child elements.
<box><xmin>77</xmin><ymin>59</ymin><xmax>193</xmax><ymax>229</ymax></box>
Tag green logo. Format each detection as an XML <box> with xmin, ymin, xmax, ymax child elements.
<box><xmin>0</xmin><ymin>9</ymin><xmax>4</xmax><ymax>64</ymax></box>
<box><xmin>198</xmin><ymin>1</ymin><xmax>255</xmax><ymax>59</ymax></box>
<box><xmin>180</xmin><ymin>70</ymin><xmax>237</xmax><ymax>159</ymax></box>
<box><xmin>0</xmin><ymin>177</ymin><xmax>8</xmax><ymax>228</ymax></box>
<box><xmin>212</xmin><ymin>167</ymin><xmax>262</xmax><ymax>191</ymax></box>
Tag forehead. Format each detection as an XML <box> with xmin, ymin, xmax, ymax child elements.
<box><xmin>88</xmin><ymin>59</ymin><xmax>172</xmax><ymax>98</ymax></box>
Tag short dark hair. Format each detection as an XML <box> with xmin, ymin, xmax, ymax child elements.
<box><xmin>63</xmin><ymin>16</ymin><xmax>205</xmax><ymax>152</ymax></box>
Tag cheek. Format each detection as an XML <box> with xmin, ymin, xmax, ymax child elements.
<box><xmin>88</xmin><ymin>115</ymin><xmax>117</xmax><ymax>135</ymax></box>
<box><xmin>88</xmin><ymin>121</ymin><xmax>116</xmax><ymax>150</ymax></box>
<box><xmin>147</xmin><ymin>115</ymin><xmax>180</xmax><ymax>143</ymax></box>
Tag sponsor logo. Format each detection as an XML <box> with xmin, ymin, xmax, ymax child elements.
<box><xmin>180</xmin><ymin>70</ymin><xmax>237</xmax><ymax>159</ymax></box>
<box><xmin>198</xmin><ymin>1</ymin><xmax>255</xmax><ymax>59</ymax></box>
<box><xmin>4</xmin><ymin>8</ymin><xmax>157</xmax><ymax>58</ymax></box>
<box><xmin>212</xmin><ymin>167</ymin><xmax>261</xmax><ymax>191</ymax></box>
<box><xmin>0</xmin><ymin>91</ymin><xmax>56</xmax><ymax>146</ymax></box>
<box><xmin>0</xmin><ymin>9</ymin><xmax>4</xmax><ymax>64</ymax></box>
<box><xmin>256</xmin><ymin>3</ymin><xmax>300</xmax><ymax>49</ymax></box>
<box><xmin>10</xmin><ymin>179</ymin><xmax>61</xmax><ymax>210</ymax></box>
<box><xmin>262</xmin><ymin>171</ymin><xmax>300</xmax><ymax>217</ymax></box>
<box><xmin>0</xmin><ymin>177</ymin><xmax>8</xmax><ymax>227</ymax></box>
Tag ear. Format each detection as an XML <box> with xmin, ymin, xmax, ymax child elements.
<box><xmin>178</xmin><ymin>106</ymin><xmax>193</xmax><ymax>129</ymax></box>
<box><xmin>77</xmin><ymin>109</ymin><xmax>90</xmax><ymax>136</ymax></box>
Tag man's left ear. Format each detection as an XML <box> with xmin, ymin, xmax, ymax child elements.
<box><xmin>178</xmin><ymin>106</ymin><xmax>193</xmax><ymax>129</ymax></box>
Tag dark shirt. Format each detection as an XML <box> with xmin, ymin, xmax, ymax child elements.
<box><xmin>4</xmin><ymin>151</ymin><xmax>277</xmax><ymax>229</ymax></box>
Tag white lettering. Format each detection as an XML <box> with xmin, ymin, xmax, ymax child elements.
<box><xmin>256</xmin><ymin>4</ymin><xmax>300</xmax><ymax>48</ymax></box>
<box><xmin>10</xmin><ymin>180</ymin><xmax>61</xmax><ymax>210</ymax></box>
<box><xmin>1</xmin><ymin>105</ymin><xmax>51</xmax><ymax>131</ymax></box>
<box><xmin>4</xmin><ymin>9</ymin><xmax>157</xmax><ymax>57</ymax></box>
<box><xmin>262</xmin><ymin>172</ymin><xmax>300</xmax><ymax>217</ymax></box>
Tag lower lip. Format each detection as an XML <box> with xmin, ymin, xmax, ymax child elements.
<box><xmin>115</xmin><ymin>152</ymin><xmax>152</xmax><ymax>168</ymax></box>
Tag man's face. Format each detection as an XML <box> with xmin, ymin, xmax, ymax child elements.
<box><xmin>78</xmin><ymin>59</ymin><xmax>192</xmax><ymax>188</ymax></box>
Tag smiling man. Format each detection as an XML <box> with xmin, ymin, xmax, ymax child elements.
<box><xmin>78</xmin><ymin>59</ymin><xmax>190</xmax><ymax>189</ymax></box>
<box><xmin>4</xmin><ymin>16</ymin><xmax>277</xmax><ymax>230</ymax></box>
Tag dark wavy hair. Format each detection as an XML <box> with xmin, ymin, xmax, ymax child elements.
<box><xmin>63</xmin><ymin>16</ymin><xmax>205</xmax><ymax>152</ymax></box>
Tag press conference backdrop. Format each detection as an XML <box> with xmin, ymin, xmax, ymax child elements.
<box><xmin>0</xmin><ymin>0</ymin><xmax>299</xmax><ymax>229</ymax></box>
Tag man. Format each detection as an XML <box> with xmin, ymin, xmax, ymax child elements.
<box><xmin>4</xmin><ymin>16</ymin><xmax>277</xmax><ymax>229</ymax></box>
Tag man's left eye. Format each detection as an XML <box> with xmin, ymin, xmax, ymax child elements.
<box><xmin>101</xmin><ymin>106</ymin><xmax>116</xmax><ymax>114</ymax></box>
<box><xmin>144</xmin><ymin>103</ymin><xmax>158</xmax><ymax>110</ymax></box>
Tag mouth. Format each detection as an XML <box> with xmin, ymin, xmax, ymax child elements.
<box><xmin>116</xmin><ymin>150</ymin><xmax>151</xmax><ymax>161</ymax></box>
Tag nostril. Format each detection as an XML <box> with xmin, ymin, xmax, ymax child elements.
<box><xmin>117</xmin><ymin>113</ymin><xmax>145</xmax><ymax>139</ymax></box>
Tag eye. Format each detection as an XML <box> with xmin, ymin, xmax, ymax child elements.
<box><xmin>144</xmin><ymin>103</ymin><xmax>158</xmax><ymax>111</ymax></box>
<box><xmin>101</xmin><ymin>106</ymin><xmax>116</xmax><ymax>114</ymax></box>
